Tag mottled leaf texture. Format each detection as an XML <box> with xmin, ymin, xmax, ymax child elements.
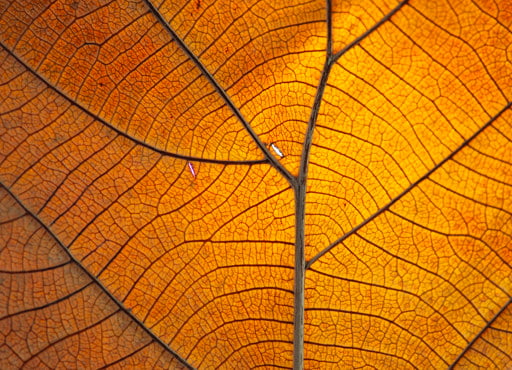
<box><xmin>0</xmin><ymin>0</ymin><xmax>511</xmax><ymax>368</ymax></box>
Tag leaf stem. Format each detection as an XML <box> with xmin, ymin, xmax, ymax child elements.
<box><xmin>292</xmin><ymin>182</ymin><xmax>306</xmax><ymax>370</ymax></box>
<box><xmin>292</xmin><ymin>3</ymin><xmax>334</xmax><ymax>365</ymax></box>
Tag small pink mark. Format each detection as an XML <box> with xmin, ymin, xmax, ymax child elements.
<box><xmin>188</xmin><ymin>162</ymin><xmax>196</xmax><ymax>178</ymax></box>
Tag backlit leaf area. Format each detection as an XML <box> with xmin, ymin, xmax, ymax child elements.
<box><xmin>1</xmin><ymin>0</ymin><xmax>511</xmax><ymax>368</ymax></box>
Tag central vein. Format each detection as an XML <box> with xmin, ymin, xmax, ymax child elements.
<box><xmin>292</xmin><ymin>49</ymin><xmax>334</xmax><ymax>367</ymax></box>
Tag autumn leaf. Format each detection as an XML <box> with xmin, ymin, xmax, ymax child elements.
<box><xmin>1</xmin><ymin>0</ymin><xmax>511</xmax><ymax>368</ymax></box>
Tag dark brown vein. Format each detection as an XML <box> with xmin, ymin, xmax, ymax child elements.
<box><xmin>0</xmin><ymin>181</ymin><xmax>195</xmax><ymax>370</ymax></box>
<box><xmin>142</xmin><ymin>0</ymin><xmax>295</xmax><ymax>184</ymax></box>
<box><xmin>0</xmin><ymin>42</ymin><xmax>265</xmax><ymax>166</ymax></box>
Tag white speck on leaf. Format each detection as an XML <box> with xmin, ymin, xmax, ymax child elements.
<box><xmin>270</xmin><ymin>143</ymin><xmax>284</xmax><ymax>158</ymax></box>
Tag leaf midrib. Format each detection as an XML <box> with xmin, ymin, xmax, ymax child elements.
<box><xmin>292</xmin><ymin>1</ymin><xmax>411</xmax><ymax>368</ymax></box>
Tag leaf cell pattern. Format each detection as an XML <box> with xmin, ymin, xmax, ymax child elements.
<box><xmin>1</xmin><ymin>0</ymin><xmax>511</xmax><ymax>368</ymax></box>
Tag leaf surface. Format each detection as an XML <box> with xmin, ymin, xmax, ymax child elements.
<box><xmin>1</xmin><ymin>0</ymin><xmax>511</xmax><ymax>368</ymax></box>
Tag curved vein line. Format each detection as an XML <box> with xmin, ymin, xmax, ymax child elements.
<box><xmin>22</xmin><ymin>310</ymin><xmax>121</xmax><ymax>365</ymax></box>
<box><xmin>179</xmin><ymin>288</ymin><xmax>294</xmax><ymax>358</ymax></box>
<box><xmin>388</xmin><ymin>209</ymin><xmax>512</xmax><ymax>292</ymax></box>
<box><xmin>308</xmin><ymin>264</ymin><xmax>467</xmax><ymax>352</ymax></box>
<box><xmin>144</xmin><ymin>186</ymin><xmax>292</xmax><ymax>324</ymax></box>
<box><xmin>0</xmin><ymin>42</ymin><xmax>265</xmax><ymax>166</ymax></box>
<box><xmin>305</xmin><ymin>305</ymin><xmax>447</xmax><ymax>365</ymax></box>
<box><xmin>0</xmin><ymin>181</ymin><xmax>195</xmax><ymax>370</ymax></box>
<box><xmin>388</xmin><ymin>11</ymin><xmax>491</xmax><ymax>125</ymax></box>
<box><xmin>0</xmin><ymin>260</ymin><xmax>71</xmax><ymax>275</ymax></box>
<box><xmin>448</xmin><ymin>297</ymin><xmax>512</xmax><ymax>369</ymax></box>
<box><xmin>356</xmin><ymin>226</ymin><xmax>491</xmax><ymax>324</ymax></box>
<box><xmin>218</xmin><ymin>339</ymin><xmax>294</xmax><ymax>369</ymax></box>
<box><xmin>304</xmin><ymin>340</ymin><xmax>418</xmax><ymax>368</ymax></box>
<box><xmin>408</xmin><ymin>3</ymin><xmax>508</xmax><ymax>104</ymax></box>
<box><xmin>306</xmin><ymin>101</ymin><xmax>512</xmax><ymax>269</ymax></box>
<box><xmin>97</xmin><ymin>341</ymin><xmax>153</xmax><ymax>370</ymax></box>
<box><xmin>142</xmin><ymin>0</ymin><xmax>295</xmax><ymax>184</ymax></box>
<box><xmin>0</xmin><ymin>281</ymin><xmax>91</xmax><ymax>321</ymax></box>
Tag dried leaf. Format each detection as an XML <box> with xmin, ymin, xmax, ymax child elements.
<box><xmin>1</xmin><ymin>0</ymin><xmax>511</xmax><ymax>368</ymax></box>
